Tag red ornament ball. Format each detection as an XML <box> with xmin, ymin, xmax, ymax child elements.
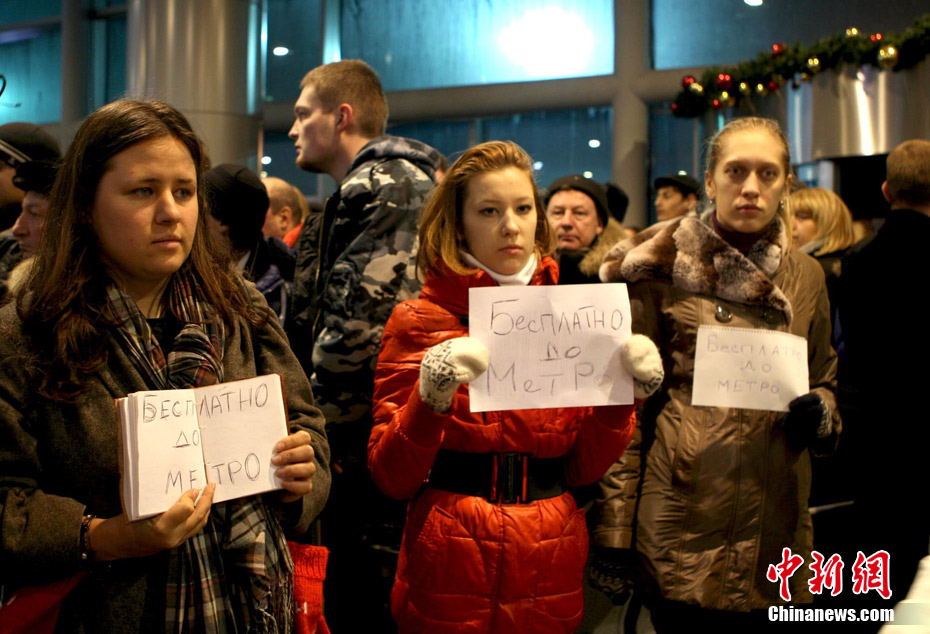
<box><xmin>671</xmin><ymin>102</ymin><xmax>678</xmax><ymax>113</ymax></box>
<box><xmin>716</xmin><ymin>73</ymin><xmax>733</xmax><ymax>91</ymax></box>
<box><xmin>771</xmin><ymin>42</ymin><xmax>786</xmax><ymax>57</ymax></box>
<box><xmin>767</xmin><ymin>80</ymin><xmax>780</xmax><ymax>92</ymax></box>
<box><xmin>712</xmin><ymin>99</ymin><xmax>723</xmax><ymax>111</ymax></box>
<box><xmin>682</xmin><ymin>75</ymin><xmax>696</xmax><ymax>89</ymax></box>
<box><xmin>870</xmin><ymin>33</ymin><xmax>883</xmax><ymax>42</ymax></box>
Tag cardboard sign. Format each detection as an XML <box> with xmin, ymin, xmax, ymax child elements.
<box><xmin>467</xmin><ymin>283</ymin><xmax>633</xmax><ymax>412</ymax></box>
<box><xmin>692</xmin><ymin>325</ymin><xmax>809</xmax><ymax>412</ymax></box>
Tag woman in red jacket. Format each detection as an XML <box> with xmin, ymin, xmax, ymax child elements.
<box><xmin>368</xmin><ymin>141</ymin><xmax>662</xmax><ymax>632</ymax></box>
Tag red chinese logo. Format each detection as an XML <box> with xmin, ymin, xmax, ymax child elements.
<box><xmin>808</xmin><ymin>551</ymin><xmax>844</xmax><ymax>596</ymax></box>
<box><xmin>851</xmin><ymin>550</ymin><xmax>892</xmax><ymax>600</ymax></box>
<box><xmin>766</xmin><ymin>547</ymin><xmax>805</xmax><ymax>601</ymax></box>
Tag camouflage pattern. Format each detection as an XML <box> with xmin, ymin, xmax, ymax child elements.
<box><xmin>286</xmin><ymin>135</ymin><xmax>439</xmax><ymax>458</ymax></box>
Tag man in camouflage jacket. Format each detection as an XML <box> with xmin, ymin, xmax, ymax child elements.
<box><xmin>285</xmin><ymin>59</ymin><xmax>438</xmax><ymax>631</ymax></box>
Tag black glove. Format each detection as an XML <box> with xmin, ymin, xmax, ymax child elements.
<box><xmin>588</xmin><ymin>547</ymin><xmax>635</xmax><ymax>605</ymax></box>
<box><xmin>781</xmin><ymin>392</ymin><xmax>831</xmax><ymax>449</ymax></box>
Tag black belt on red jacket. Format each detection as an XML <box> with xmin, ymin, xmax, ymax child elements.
<box><xmin>425</xmin><ymin>449</ymin><xmax>566</xmax><ymax>504</ymax></box>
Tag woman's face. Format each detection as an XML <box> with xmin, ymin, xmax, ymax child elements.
<box><xmin>705</xmin><ymin>128</ymin><xmax>792</xmax><ymax>234</ymax></box>
<box><xmin>792</xmin><ymin>209</ymin><xmax>818</xmax><ymax>247</ymax></box>
<box><xmin>461</xmin><ymin>166</ymin><xmax>537</xmax><ymax>275</ymax></box>
<box><xmin>91</xmin><ymin>136</ymin><xmax>198</xmax><ymax>299</ymax></box>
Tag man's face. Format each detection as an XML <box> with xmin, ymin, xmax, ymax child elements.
<box><xmin>0</xmin><ymin>163</ymin><xmax>24</xmax><ymax>207</ymax></box>
<box><xmin>654</xmin><ymin>186</ymin><xmax>694</xmax><ymax>221</ymax></box>
<box><xmin>12</xmin><ymin>191</ymin><xmax>49</xmax><ymax>257</ymax></box>
<box><xmin>546</xmin><ymin>189</ymin><xmax>603</xmax><ymax>251</ymax></box>
<box><xmin>288</xmin><ymin>85</ymin><xmax>340</xmax><ymax>175</ymax></box>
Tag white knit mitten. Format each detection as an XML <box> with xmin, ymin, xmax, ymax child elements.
<box><xmin>620</xmin><ymin>334</ymin><xmax>664</xmax><ymax>400</ymax></box>
<box><xmin>419</xmin><ymin>338</ymin><xmax>490</xmax><ymax>413</ymax></box>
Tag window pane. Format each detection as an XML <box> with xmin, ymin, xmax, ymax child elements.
<box><xmin>648</xmin><ymin>103</ymin><xmax>707</xmax><ymax>224</ymax></box>
<box><xmin>653</xmin><ymin>0</ymin><xmax>930</xmax><ymax>70</ymax></box>
<box><xmin>0</xmin><ymin>0</ymin><xmax>61</xmax><ymax>25</ymax></box>
<box><xmin>105</xmin><ymin>15</ymin><xmax>127</xmax><ymax>103</ymax></box>
<box><xmin>266</xmin><ymin>0</ymin><xmax>322</xmax><ymax>103</ymax></box>
<box><xmin>386</xmin><ymin>119</ymin><xmax>473</xmax><ymax>164</ymax></box>
<box><xmin>261</xmin><ymin>130</ymin><xmax>332</xmax><ymax>199</ymax></box>
<box><xmin>482</xmin><ymin>108</ymin><xmax>613</xmax><ymax>187</ymax></box>
<box><xmin>342</xmin><ymin>0</ymin><xmax>614</xmax><ymax>91</ymax></box>
<box><xmin>0</xmin><ymin>28</ymin><xmax>62</xmax><ymax>125</ymax></box>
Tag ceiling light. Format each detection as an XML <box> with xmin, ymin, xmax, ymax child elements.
<box><xmin>272</xmin><ymin>46</ymin><xmax>290</xmax><ymax>57</ymax></box>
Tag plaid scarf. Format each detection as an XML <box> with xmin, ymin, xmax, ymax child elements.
<box><xmin>106</xmin><ymin>270</ymin><xmax>294</xmax><ymax>634</ymax></box>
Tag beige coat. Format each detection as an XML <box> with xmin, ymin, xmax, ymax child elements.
<box><xmin>595</xmin><ymin>212</ymin><xmax>839</xmax><ymax>612</ymax></box>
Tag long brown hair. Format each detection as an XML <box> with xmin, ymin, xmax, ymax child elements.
<box><xmin>15</xmin><ymin>99</ymin><xmax>259</xmax><ymax>400</ymax></box>
<box><xmin>417</xmin><ymin>140</ymin><xmax>553</xmax><ymax>279</ymax></box>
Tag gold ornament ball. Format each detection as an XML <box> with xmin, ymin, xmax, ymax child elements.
<box><xmin>845</xmin><ymin>27</ymin><xmax>860</xmax><ymax>38</ymax></box>
<box><xmin>755</xmin><ymin>83</ymin><xmax>768</xmax><ymax>97</ymax></box>
<box><xmin>720</xmin><ymin>91</ymin><xmax>735</xmax><ymax>107</ymax></box>
<box><xmin>738</xmin><ymin>81</ymin><xmax>751</xmax><ymax>95</ymax></box>
<box><xmin>807</xmin><ymin>56</ymin><xmax>821</xmax><ymax>73</ymax></box>
<box><xmin>877</xmin><ymin>45</ymin><xmax>899</xmax><ymax>70</ymax></box>
<box><xmin>801</xmin><ymin>72</ymin><xmax>812</xmax><ymax>82</ymax></box>
<box><xmin>688</xmin><ymin>81</ymin><xmax>705</xmax><ymax>96</ymax></box>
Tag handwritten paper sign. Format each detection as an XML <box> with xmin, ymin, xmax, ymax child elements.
<box><xmin>118</xmin><ymin>374</ymin><xmax>288</xmax><ymax>520</ymax></box>
<box><xmin>468</xmin><ymin>283</ymin><xmax>633</xmax><ymax>412</ymax></box>
<box><xmin>691</xmin><ymin>325</ymin><xmax>809</xmax><ymax>412</ymax></box>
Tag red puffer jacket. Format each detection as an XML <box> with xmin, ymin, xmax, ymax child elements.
<box><xmin>369</xmin><ymin>257</ymin><xmax>636</xmax><ymax>633</ymax></box>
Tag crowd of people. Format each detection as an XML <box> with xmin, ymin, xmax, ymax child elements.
<box><xmin>0</xmin><ymin>57</ymin><xmax>926</xmax><ymax>634</ymax></box>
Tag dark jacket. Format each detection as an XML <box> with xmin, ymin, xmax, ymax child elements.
<box><xmin>556</xmin><ymin>217</ymin><xmax>626</xmax><ymax>285</ymax></box>
<box><xmin>596</xmin><ymin>211</ymin><xmax>839</xmax><ymax>611</ymax></box>
<box><xmin>0</xmin><ymin>283</ymin><xmax>331</xmax><ymax>631</ymax></box>
<box><xmin>286</xmin><ymin>136</ymin><xmax>438</xmax><ymax>463</ymax></box>
<box><xmin>245</xmin><ymin>236</ymin><xmax>295</xmax><ymax>325</ymax></box>
<box><xmin>369</xmin><ymin>257</ymin><xmax>636</xmax><ymax>632</ymax></box>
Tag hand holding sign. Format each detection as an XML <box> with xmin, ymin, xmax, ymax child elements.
<box><xmin>468</xmin><ymin>284</ymin><xmax>634</xmax><ymax>412</ymax></box>
<box><xmin>419</xmin><ymin>338</ymin><xmax>490</xmax><ymax>413</ymax></box>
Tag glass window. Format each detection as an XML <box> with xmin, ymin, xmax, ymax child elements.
<box><xmin>482</xmin><ymin>108</ymin><xmax>613</xmax><ymax>187</ymax></box>
<box><xmin>647</xmin><ymin>103</ymin><xmax>707</xmax><ymax>224</ymax></box>
<box><xmin>341</xmin><ymin>0</ymin><xmax>613</xmax><ymax>91</ymax></box>
<box><xmin>389</xmin><ymin>107</ymin><xmax>613</xmax><ymax>188</ymax></box>
<box><xmin>89</xmin><ymin>12</ymin><xmax>127</xmax><ymax>112</ymax></box>
<box><xmin>0</xmin><ymin>0</ymin><xmax>61</xmax><ymax>25</ymax></box>
<box><xmin>652</xmin><ymin>0</ymin><xmax>930</xmax><ymax>70</ymax></box>
<box><xmin>0</xmin><ymin>28</ymin><xmax>62</xmax><ymax>125</ymax></box>
<box><xmin>385</xmin><ymin>119</ymin><xmax>472</xmax><ymax>165</ymax></box>
<box><xmin>266</xmin><ymin>0</ymin><xmax>323</xmax><ymax>103</ymax></box>
<box><xmin>260</xmin><ymin>129</ymin><xmax>333</xmax><ymax>200</ymax></box>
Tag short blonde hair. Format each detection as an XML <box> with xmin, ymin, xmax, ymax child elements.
<box><xmin>789</xmin><ymin>187</ymin><xmax>855</xmax><ymax>255</ymax></box>
<box><xmin>300</xmin><ymin>60</ymin><xmax>387</xmax><ymax>138</ymax></box>
<box><xmin>417</xmin><ymin>141</ymin><xmax>553</xmax><ymax>278</ymax></box>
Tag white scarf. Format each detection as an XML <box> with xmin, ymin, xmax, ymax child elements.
<box><xmin>460</xmin><ymin>251</ymin><xmax>538</xmax><ymax>286</ymax></box>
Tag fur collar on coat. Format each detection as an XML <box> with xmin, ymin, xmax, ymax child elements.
<box><xmin>599</xmin><ymin>210</ymin><xmax>792</xmax><ymax>324</ymax></box>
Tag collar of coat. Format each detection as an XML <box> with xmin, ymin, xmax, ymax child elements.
<box><xmin>420</xmin><ymin>255</ymin><xmax>559</xmax><ymax>317</ymax></box>
<box><xmin>571</xmin><ymin>217</ymin><xmax>628</xmax><ymax>278</ymax></box>
<box><xmin>600</xmin><ymin>209</ymin><xmax>792</xmax><ymax>324</ymax></box>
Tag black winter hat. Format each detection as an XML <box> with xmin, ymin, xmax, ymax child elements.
<box><xmin>653</xmin><ymin>173</ymin><xmax>700</xmax><ymax>198</ymax></box>
<box><xmin>545</xmin><ymin>175</ymin><xmax>609</xmax><ymax>226</ymax></box>
<box><xmin>204</xmin><ymin>164</ymin><xmax>269</xmax><ymax>251</ymax></box>
<box><xmin>13</xmin><ymin>160</ymin><xmax>59</xmax><ymax>196</ymax></box>
<box><xmin>0</xmin><ymin>122</ymin><xmax>61</xmax><ymax>168</ymax></box>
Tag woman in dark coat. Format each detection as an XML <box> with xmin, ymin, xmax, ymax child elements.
<box><xmin>0</xmin><ymin>99</ymin><xmax>330</xmax><ymax>633</ymax></box>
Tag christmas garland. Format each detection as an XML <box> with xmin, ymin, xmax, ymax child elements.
<box><xmin>672</xmin><ymin>13</ymin><xmax>930</xmax><ymax>118</ymax></box>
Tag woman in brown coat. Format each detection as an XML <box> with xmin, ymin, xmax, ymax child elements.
<box><xmin>594</xmin><ymin>117</ymin><xmax>840</xmax><ymax>631</ymax></box>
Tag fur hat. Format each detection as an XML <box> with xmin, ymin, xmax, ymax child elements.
<box><xmin>0</xmin><ymin>122</ymin><xmax>61</xmax><ymax>168</ymax></box>
<box><xmin>653</xmin><ymin>173</ymin><xmax>700</xmax><ymax>198</ymax></box>
<box><xmin>13</xmin><ymin>160</ymin><xmax>59</xmax><ymax>196</ymax></box>
<box><xmin>204</xmin><ymin>164</ymin><xmax>269</xmax><ymax>251</ymax></box>
<box><xmin>545</xmin><ymin>175</ymin><xmax>609</xmax><ymax>226</ymax></box>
